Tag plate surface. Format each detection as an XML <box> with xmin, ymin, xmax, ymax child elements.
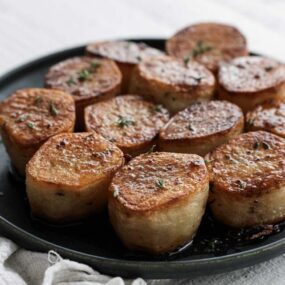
<box><xmin>0</xmin><ymin>39</ymin><xmax>285</xmax><ymax>279</ymax></box>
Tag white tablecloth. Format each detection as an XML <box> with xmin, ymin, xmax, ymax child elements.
<box><xmin>0</xmin><ymin>0</ymin><xmax>285</xmax><ymax>284</ymax></box>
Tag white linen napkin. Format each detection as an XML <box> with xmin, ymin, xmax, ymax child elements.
<box><xmin>1</xmin><ymin>236</ymin><xmax>285</xmax><ymax>285</ymax></box>
<box><xmin>0</xmin><ymin>237</ymin><xmax>145</xmax><ymax>285</ymax></box>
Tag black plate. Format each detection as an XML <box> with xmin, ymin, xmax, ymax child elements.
<box><xmin>0</xmin><ymin>39</ymin><xmax>285</xmax><ymax>279</ymax></box>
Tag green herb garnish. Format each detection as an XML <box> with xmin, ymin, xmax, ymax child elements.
<box><xmin>16</xmin><ymin>114</ymin><xmax>28</xmax><ymax>123</ymax></box>
<box><xmin>253</xmin><ymin>141</ymin><xmax>260</xmax><ymax>149</ymax></box>
<box><xmin>236</xmin><ymin>180</ymin><xmax>246</xmax><ymax>189</ymax></box>
<box><xmin>183</xmin><ymin>56</ymin><xmax>190</xmax><ymax>66</ymax></box>
<box><xmin>78</xmin><ymin>69</ymin><xmax>91</xmax><ymax>81</ymax></box>
<box><xmin>116</xmin><ymin>116</ymin><xmax>134</xmax><ymax>128</ymax></box>
<box><xmin>154</xmin><ymin>104</ymin><xmax>164</xmax><ymax>113</ymax></box>
<box><xmin>90</xmin><ymin>60</ymin><xmax>101</xmax><ymax>70</ymax></box>
<box><xmin>187</xmin><ymin>123</ymin><xmax>195</xmax><ymax>132</ymax></box>
<box><xmin>49</xmin><ymin>102</ymin><xmax>59</xmax><ymax>116</ymax></box>
<box><xmin>247</xmin><ymin>119</ymin><xmax>255</xmax><ymax>127</ymax></box>
<box><xmin>262</xmin><ymin>142</ymin><xmax>270</xmax><ymax>150</ymax></box>
<box><xmin>26</xmin><ymin>121</ymin><xmax>35</xmax><ymax>129</ymax></box>
<box><xmin>184</xmin><ymin>40</ymin><xmax>213</xmax><ymax>66</ymax></box>
<box><xmin>192</xmin><ymin>40</ymin><xmax>213</xmax><ymax>58</ymax></box>
<box><xmin>156</xmin><ymin>179</ymin><xmax>165</xmax><ymax>188</ymax></box>
<box><xmin>66</xmin><ymin>78</ymin><xmax>76</xmax><ymax>86</ymax></box>
<box><xmin>147</xmin><ymin>145</ymin><xmax>156</xmax><ymax>154</ymax></box>
<box><xmin>34</xmin><ymin>96</ymin><xmax>43</xmax><ymax>104</ymax></box>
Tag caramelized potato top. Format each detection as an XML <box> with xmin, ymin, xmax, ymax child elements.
<box><xmin>219</xmin><ymin>56</ymin><xmax>285</xmax><ymax>93</ymax></box>
<box><xmin>206</xmin><ymin>131</ymin><xmax>285</xmax><ymax>196</ymax></box>
<box><xmin>0</xmin><ymin>88</ymin><xmax>75</xmax><ymax>146</ymax></box>
<box><xmin>27</xmin><ymin>132</ymin><xmax>124</xmax><ymax>188</ymax></box>
<box><xmin>45</xmin><ymin>56</ymin><xmax>122</xmax><ymax>102</ymax></box>
<box><xmin>85</xmin><ymin>95</ymin><xmax>169</xmax><ymax>148</ymax></box>
<box><xmin>86</xmin><ymin>41</ymin><xmax>163</xmax><ymax>65</ymax></box>
<box><xmin>246</xmin><ymin>99</ymin><xmax>285</xmax><ymax>137</ymax></box>
<box><xmin>137</xmin><ymin>55</ymin><xmax>215</xmax><ymax>89</ymax></box>
<box><xmin>109</xmin><ymin>152</ymin><xmax>208</xmax><ymax>212</ymax></box>
<box><xmin>160</xmin><ymin>101</ymin><xmax>243</xmax><ymax>140</ymax></box>
<box><xmin>166</xmin><ymin>23</ymin><xmax>247</xmax><ymax>72</ymax></box>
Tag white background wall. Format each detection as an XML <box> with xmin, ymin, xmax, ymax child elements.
<box><xmin>0</xmin><ymin>0</ymin><xmax>285</xmax><ymax>74</ymax></box>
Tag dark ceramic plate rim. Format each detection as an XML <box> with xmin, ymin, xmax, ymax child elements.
<box><xmin>0</xmin><ymin>39</ymin><xmax>284</xmax><ymax>279</ymax></box>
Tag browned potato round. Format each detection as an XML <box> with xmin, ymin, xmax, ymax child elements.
<box><xmin>218</xmin><ymin>56</ymin><xmax>285</xmax><ymax>112</ymax></box>
<box><xmin>129</xmin><ymin>55</ymin><xmax>215</xmax><ymax>113</ymax></box>
<box><xmin>0</xmin><ymin>88</ymin><xmax>75</xmax><ymax>176</ymax></box>
<box><xmin>45</xmin><ymin>56</ymin><xmax>122</xmax><ymax>128</ymax></box>
<box><xmin>206</xmin><ymin>131</ymin><xmax>285</xmax><ymax>228</ymax></box>
<box><xmin>246</xmin><ymin>98</ymin><xmax>285</xmax><ymax>138</ymax></box>
<box><xmin>159</xmin><ymin>100</ymin><xmax>244</xmax><ymax>155</ymax></box>
<box><xmin>166</xmin><ymin>22</ymin><xmax>248</xmax><ymax>73</ymax></box>
<box><xmin>108</xmin><ymin>152</ymin><xmax>209</xmax><ymax>254</ymax></box>
<box><xmin>85</xmin><ymin>95</ymin><xmax>169</xmax><ymax>157</ymax></box>
<box><xmin>86</xmin><ymin>41</ymin><xmax>163</xmax><ymax>92</ymax></box>
<box><xmin>26</xmin><ymin>132</ymin><xmax>124</xmax><ymax>223</ymax></box>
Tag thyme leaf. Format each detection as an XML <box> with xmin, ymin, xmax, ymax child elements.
<box><xmin>78</xmin><ymin>69</ymin><xmax>91</xmax><ymax>81</ymax></box>
<box><xmin>16</xmin><ymin>114</ymin><xmax>28</xmax><ymax>123</ymax></box>
<box><xmin>90</xmin><ymin>60</ymin><xmax>101</xmax><ymax>70</ymax></box>
<box><xmin>116</xmin><ymin>116</ymin><xmax>134</xmax><ymax>128</ymax></box>
<box><xmin>26</xmin><ymin>121</ymin><xmax>35</xmax><ymax>129</ymax></box>
<box><xmin>66</xmin><ymin>78</ymin><xmax>76</xmax><ymax>86</ymax></box>
<box><xmin>155</xmin><ymin>179</ymin><xmax>165</xmax><ymax>188</ymax></box>
<box><xmin>154</xmin><ymin>104</ymin><xmax>164</xmax><ymax>113</ymax></box>
<box><xmin>34</xmin><ymin>96</ymin><xmax>43</xmax><ymax>104</ymax></box>
<box><xmin>49</xmin><ymin>102</ymin><xmax>59</xmax><ymax>116</ymax></box>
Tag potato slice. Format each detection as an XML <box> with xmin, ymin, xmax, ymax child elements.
<box><xmin>218</xmin><ymin>56</ymin><xmax>285</xmax><ymax>112</ymax></box>
<box><xmin>26</xmin><ymin>132</ymin><xmax>124</xmax><ymax>223</ymax></box>
<box><xmin>206</xmin><ymin>131</ymin><xmax>285</xmax><ymax>228</ymax></box>
<box><xmin>0</xmin><ymin>88</ymin><xmax>75</xmax><ymax>176</ymax></box>
<box><xmin>246</xmin><ymin>98</ymin><xmax>285</xmax><ymax>138</ymax></box>
<box><xmin>85</xmin><ymin>95</ymin><xmax>169</xmax><ymax>156</ymax></box>
<box><xmin>86</xmin><ymin>41</ymin><xmax>163</xmax><ymax>92</ymax></box>
<box><xmin>159</xmin><ymin>100</ymin><xmax>244</xmax><ymax>155</ymax></box>
<box><xmin>129</xmin><ymin>55</ymin><xmax>215</xmax><ymax>113</ymax></box>
<box><xmin>166</xmin><ymin>22</ymin><xmax>248</xmax><ymax>73</ymax></box>
<box><xmin>108</xmin><ymin>152</ymin><xmax>209</xmax><ymax>254</ymax></box>
<box><xmin>45</xmin><ymin>56</ymin><xmax>122</xmax><ymax>128</ymax></box>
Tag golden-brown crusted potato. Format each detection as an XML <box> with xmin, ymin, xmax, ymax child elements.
<box><xmin>166</xmin><ymin>22</ymin><xmax>248</xmax><ymax>73</ymax></box>
<box><xmin>85</xmin><ymin>95</ymin><xmax>169</xmax><ymax>156</ymax></box>
<box><xmin>0</xmin><ymin>88</ymin><xmax>75</xmax><ymax>176</ymax></box>
<box><xmin>86</xmin><ymin>41</ymin><xmax>163</xmax><ymax>92</ymax></box>
<box><xmin>108</xmin><ymin>152</ymin><xmax>209</xmax><ymax>254</ymax></box>
<box><xmin>26</xmin><ymin>132</ymin><xmax>124</xmax><ymax>223</ymax></box>
<box><xmin>45</xmin><ymin>56</ymin><xmax>122</xmax><ymax>129</ymax></box>
<box><xmin>206</xmin><ymin>131</ymin><xmax>285</xmax><ymax>228</ymax></box>
<box><xmin>159</xmin><ymin>100</ymin><xmax>244</xmax><ymax>156</ymax></box>
<box><xmin>218</xmin><ymin>56</ymin><xmax>285</xmax><ymax>112</ymax></box>
<box><xmin>129</xmin><ymin>55</ymin><xmax>215</xmax><ymax>113</ymax></box>
<box><xmin>246</xmin><ymin>98</ymin><xmax>285</xmax><ymax>138</ymax></box>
